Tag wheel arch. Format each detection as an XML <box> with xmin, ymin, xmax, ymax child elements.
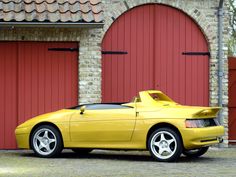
<box><xmin>29</xmin><ymin>122</ymin><xmax>64</xmax><ymax>149</ymax></box>
<box><xmin>146</xmin><ymin>122</ymin><xmax>183</xmax><ymax>149</ymax></box>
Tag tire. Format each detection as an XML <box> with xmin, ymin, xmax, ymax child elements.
<box><xmin>31</xmin><ymin>125</ymin><xmax>63</xmax><ymax>158</ymax></box>
<box><xmin>148</xmin><ymin>128</ymin><xmax>183</xmax><ymax>162</ymax></box>
<box><xmin>183</xmin><ymin>147</ymin><xmax>209</xmax><ymax>158</ymax></box>
<box><xmin>71</xmin><ymin>148</ymin><xmax>93</xmax><ymax>155</ymax></box>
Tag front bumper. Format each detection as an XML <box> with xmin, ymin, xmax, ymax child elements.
<box><xmin>181</xmin><ymin>125</ymin><xmax>225</xmax><ymax>149</ymax></box>
<box><xmin>15</xmin><ymin>127</ymin><xmax>31</xmax><ymax>149</ymax></box>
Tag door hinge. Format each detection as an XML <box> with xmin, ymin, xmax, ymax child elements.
<box><xmin>102</xmin><ymin>51</ymin><xmax>128</xmax><ymax>55</ymax></box>
<box><xmin>182</xmin><ymin>52</ymin><xmax>210</xmax><ymax>57</ymax></box>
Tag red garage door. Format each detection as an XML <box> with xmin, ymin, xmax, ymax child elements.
<box><xmin>229</xmin><ymin>57</ymin><xmax>236</xmax><ymax>143</ymax></box>
<box><xmin>0</xmin><ymin>42</ymin><xmax>78</xmax><ymax>149</ymax></box>
<box><xmin>102</xmin><ymin>4</ymin><xmax>209</xmax><ymax>106</ymax></box>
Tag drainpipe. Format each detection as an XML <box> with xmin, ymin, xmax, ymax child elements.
<box><xmin>217</xmin><ymin>0</ymin><xmax>224</xmax><ymax>146</ymax></box>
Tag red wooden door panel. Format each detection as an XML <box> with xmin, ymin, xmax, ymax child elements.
<box><xmin>229</xmin><ymin>57</ymin><xmax>236</xmax><ymax>143</ymax></box>
<box><xmin>102</xmin><ymin>4</ymin><xmax>209</xmax><ymax>106</ymax></box>
<box><xmin>0</xmin><ymin>42</ymin><xmax>78</xmax><ymax>149</ymax></box>
<box><xmin>17</xmin><ymin>42</ymin><xmax>78</xmax><ymax>124</ymax></box>
<box><xmin>0</xmin><ymin>43</ymin><xmax>18</xmax><ymax>149</ymax></box>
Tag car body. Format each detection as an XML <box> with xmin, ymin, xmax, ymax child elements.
<box><xmin>15</xmin><ymin>90</ymin><xmax>224</xmax><ymax>162</ymax></box>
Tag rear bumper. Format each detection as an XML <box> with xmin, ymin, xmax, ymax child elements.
<box><xmin>181</xmin><ymin>126</ymin><xmax>225</xmax><ymax>149</ymax></box>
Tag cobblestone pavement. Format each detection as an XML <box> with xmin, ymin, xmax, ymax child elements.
<box><xmin>0</xmin><ymin>148</ymin><xmax>236</xmax><ymax>177</ymax></box>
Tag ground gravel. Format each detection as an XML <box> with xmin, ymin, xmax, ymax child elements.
<box><xmin>1</xmin><ymin>148</ymin><xmax>236</xmax><ymax>177</ymax></box>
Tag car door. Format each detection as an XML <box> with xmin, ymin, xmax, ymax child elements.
<box><xmin>70</xmin><ymin>108</ymin><xmax>136</xmax><ymax>142</ymax></box>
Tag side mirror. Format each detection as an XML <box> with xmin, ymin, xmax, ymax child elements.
<box><xmin>80</xmin><ymin>106</ymin><xmax>86</xmax><ymax>115</ymax></box>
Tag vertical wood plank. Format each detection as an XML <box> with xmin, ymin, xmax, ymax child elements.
<box><xmin>154</xmin><ymin>5</ymin><xmax>161</xmax><ymax>91</ymax></box>
<box><xmin>71</xmin><ymin>43</ymin><xmax>79</xmax><ymax>106</ymax></box>
<box><xmin>124</xmin><ymin>11</ymin><xmax>132</xmax><ymax>102</ymax></box>
<box><xmin>136</xmin><ymin>6</ymin><xmax>144</xmax><ymax>93</ymax></box>
<box><xmin>117</xmin><ymin>17</ymin><xmax>125</xmax><ymax>102</ymax></box>
<box><xmin>185</xmin><ymin>15</ymin><xmax>193</xmax><ymax>105</ymax></box>
<box><xmin>130</xmin><ymin>8</ymin><xmax>138</xmax><ymax>98</ymax></box>
<box><xmin>179</xmin><ymin>12</ymin><xmax>186</xmax><ymax>105</ymax></box>
<box><xmin>4</xmin><ymin>43</ymin><xmax>17</xmax><ymax>148</ymax></box>
<box><xmin>172</xmin><ymin>8</ymin><xmax>180</xmax><ymax>102</ymax></box>
<box><xmin>228</xmin><ymin>58</ymin><xmax>236</xmax><ymax>141</ymax></box>
<box><xmin>0</xmin><ymin>43</ymin><xmax>5</xmax><ymax>148</ymax></box>
<box><xmin>38</xmin><ymin>43</ymin><xmax>46</xmax><ymax>115</ymax></box>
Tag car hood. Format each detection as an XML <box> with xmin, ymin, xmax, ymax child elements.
<box><xmin>16</xmin><ymin>109</ymin><xmax>76</xmax><ymax>129</ymax></box>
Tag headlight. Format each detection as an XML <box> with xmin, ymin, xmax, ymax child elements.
<box><xmin>185</xmin><ymin>118</ymin><xmax>219</xmax><ymax>128</ymax></box>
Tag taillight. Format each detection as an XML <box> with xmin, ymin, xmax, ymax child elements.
<box><xmin>185</xmin><ymin>118</ymin><xmax>219</xmax><ymax>128</ymax></box>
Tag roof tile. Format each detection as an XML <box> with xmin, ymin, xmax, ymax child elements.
<box><xmin>93</xmin><ymin>12</ymin><xmax>103</xmax><ymax>22</ymax></box>
<box><xmin>15</xmin><ymin>11</ymin><xmax>25</xmax><ymax>21</ymax></box>
<box><xmin>80</xmin><ymin>2</ymin><xmax>91</xmax><ymax>13</ymax></box>
<box><xmin>35</xmin><ymin>3</ymin><xmax>45</xmax><ymax>13</ymax></box>
<box><xmin>3</xmin><ymin>2</ymin><xmax>15</xmax><ymax>12</ymax></box>
<box><xmin>0</xmin><ymin>11</ymin><xmax>3</xmax><ymax>19</ymax></box>
<box><xmin>59</xmin><ymin>2</ymin><xmax>70</xmax><ymax>13</ymax></box>
<box><xmin>35</xmin><ymin>11</ymin><xmax>47</xmax><ymax>21</ymax></box>
<box><xmin>69</xmin><ymin>2</ymin><xmax>80</xmax><ymax>13</ymax></box>
<box><xmin>90</xmin><ymin>0</ymin><xmax>101</xmax><ymax>5</ymax></box>
<box><xmin>25</xmin><ymin>11</ymin><xmax>37</xmax><ymax>21</ymax></box>
<box><xmin>0</xmin><ymin>0</ymin><xmax>103</xmax><ymax>23</ymax></box>
<box><xmin>25</xmin><ymin>3</ymin><xmax>35</xmax><ymax>13</ymax></box>
<box><xmin>79</xmin><ymin>0</ymin><xmax>88</xmax><ymax>4</ymax></box>
<box><xmin>46</xmin><ymin>2</ymin><xmax>59</xmax><ymax>12</ymax></box>
<box><xmin>2</xmin><ymin>0</ymin><xmax>22</xmax><ymax>3</ymax></box>
<box><xmin>60</xmin><ymin>10</ymin><xmax>71</xmax><ymax>22</ymax></box>
<box><xmin>48</xmin><ymin>11</ymin><xmax>60</xmax><ymax>22</ymax></box>
<box><xmin>68</xmin><ymin>0</ymin><xmax>78</xmax><ymax>4</ymax></box>
<box><xmin>71</xmin><ymin>12</ymin><xmax>82</xmax><ymax>21</ymax></box>
<box><xmin>4</xmin><ymin>11</ymin><xmax>14</xmax><ymax>21</ymax></box>
<box><xmin>81</xmin><ymin>11</ymin><xmax>94</xmax><ymax>22</ymax></box>
<box><xmin>57</xmin><ymin>0</ymin><xmax>66</xmax><ymax>4</ymax></box>
<box><xmin>91</xmin><ymin>4</ymin><xmax>101</xmax><ymax>14</ymax></box>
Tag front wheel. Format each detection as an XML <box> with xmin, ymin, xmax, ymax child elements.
<box><xmin>148</xmin><ymin>128</ymin><xmax>183</xmax><ymax>162</ymax></box>
<box><xmin>183</xmin><ymin>147</ymin><xmax>209</xmax><ymax>158</ymax></box>
<box><xmin>31</xmin><ymin>125</ymin><xmax>63</xmax><ymax>158</ymax></box>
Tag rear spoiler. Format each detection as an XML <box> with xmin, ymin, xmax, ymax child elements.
<box><xmin>192</xmin><ymin>107</ymin><xmax>221</xmax><ymax>118</ymax></box>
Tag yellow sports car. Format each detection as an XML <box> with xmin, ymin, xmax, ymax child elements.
<box><xmin>15</xmin><ymin>90</ymin><xmax>224</xmax><ymax>162</ymax></box>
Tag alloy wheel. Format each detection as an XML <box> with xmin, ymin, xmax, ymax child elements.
<box><xmin>148</xmin><ymin>128</ymin><xmax>182</xmax><ymax>162</ymax></box>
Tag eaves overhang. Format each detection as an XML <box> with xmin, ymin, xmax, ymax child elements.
<box><xmin>0</xmin><ymin>22</ymin><xmax>104</xmax><ymax>28</ymax></box>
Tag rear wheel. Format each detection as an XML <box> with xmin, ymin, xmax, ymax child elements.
<box><xmin>31</xmin><ymin>125</ymin><xmax>63</xmax><ymax>158</ymax></box>
<box><xmin>183</xmin><ymin>147</ymin><xmax>209</xmax><ymax>158</ymax></box>
<box><xmin>148</xmin><ymin>128</ymin><xmax>182</xmax><ymax>162</ymax></box>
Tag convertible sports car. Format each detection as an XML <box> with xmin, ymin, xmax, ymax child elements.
<box><xmin>15</xmin><ymin>90</ymin><xmax>224</xmax><ymax>162</ymax></box>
